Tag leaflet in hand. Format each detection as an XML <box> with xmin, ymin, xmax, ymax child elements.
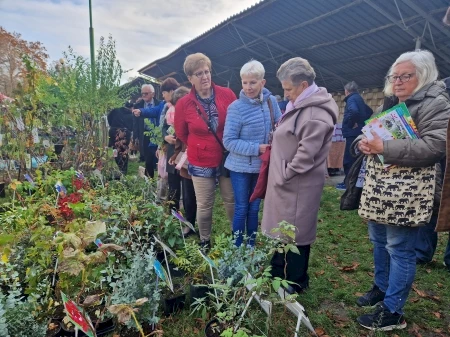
<box><xmin>362</xmin><ymin>103</ymin><xmax>419</xmax><ymax>167</ymax></box>
<box><xmin>167</xmin><ymin>126</ymin><xmax>175</xmax><ymax>136</ymax></box>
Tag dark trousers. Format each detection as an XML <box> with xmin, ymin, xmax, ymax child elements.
<box><xmin>181</xmin><ymin>177</ymin><xmax>197</xmax><ymax>226</ymax></box>
<box><xmin>143</xmin><ymin>142</ymin><xmax>157</xmax><ymax>179</ymax></box>
<box><xmin>271</xmin><ymin>244</ymin><xmax>310</xmax><ymax>290</ymax></box>
<box><xmin>168</xmin><ymin>171</ymin><xmax>181</xmax><ymax>211</ymax></box>
<box><xmin>343</xmin><ymin>136</ymin><xmax>358</xmax><ymax>176</ymax></box>
<box><xmin>415</xmin><ymin>215</ymin><xmax>438</xmax><ymax>263</ymax></box>
<box><xmin>114</xmin><ymin>154</ymin><xmax>128</xmax><ymax>174</ymax></box>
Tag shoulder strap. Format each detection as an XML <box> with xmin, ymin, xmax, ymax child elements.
<box><xmin>267</xmin><ymin>97</ymin><xmax>275</xmax><ymax>132</ymax></box>
<box><xmin>194</xmin><ymin>105</ymin><xmax>227</xmax><ymax>152</ymax></box>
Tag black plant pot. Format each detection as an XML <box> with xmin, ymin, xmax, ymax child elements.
<box><xmin>60</xmin><ymin>321</ymin><xmax>76</xmax><ymax>337</ymax></box>
<box><xmin>168</xmin><ymin>262</ymin><xmax>185</xmax><ymax>278</ymax></box>
<box><xmin>190</xmin><ymin>284</ymin><xmax>209</xmax><ymax>302</ymax></box>
<box><xmin>163</xmin><ymin>292</ymin><xmax>186</xmax><ymax>316</ymax></box>
<box><xmin>204</xmin><ymin>319</ymin><xmax>223</xmax><ymax>337</ymax></box>
<box><xmin>78</xmin><ymin>317</ymin><xmax>115</xmax><ymax>337</ymax></box>
<box><xmin>0</xmin><ymin>182</ymin><xmax>5</xmax><ymax>198</ymax></box>
<box><xmin>46</xmin><ymin>319</ymin><xmax>61</xmax><ymax>337</ymax></box>
<box><xmin>54</xmin><ymin>144</ymin><xmax>64</xmax><ymax>155</ymax></box>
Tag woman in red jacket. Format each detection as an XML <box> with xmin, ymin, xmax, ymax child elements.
<box><xmin>175</xmin><ymin>53</ymin><xmax>236</xmax><ymax>248</ymax></box>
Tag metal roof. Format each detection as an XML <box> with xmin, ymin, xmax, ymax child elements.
<box><xmin>138</xmin><ymin>0</ymin><xmax>450</xmax><ymax>94</ymax></box>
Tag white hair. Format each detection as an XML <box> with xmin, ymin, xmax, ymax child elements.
<box><xmin>141</xmin><ymin>84</ymin><xmax>155</xmax><ymax>92</ymax></box>
<box><xmin>384</xmin><ymin>50</ymin><xmax>439</xmax><ymax>96</ymax></box>
<box><xmin>240</xmin><ymin>60</ymin><xmax>265</xmax><ymax>80</ymax></box>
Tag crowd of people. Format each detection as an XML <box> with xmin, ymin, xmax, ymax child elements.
<box><xmin>107</xmin><ymin>49</ymin><xmax>450</xmax><ymax>332</ymax></box>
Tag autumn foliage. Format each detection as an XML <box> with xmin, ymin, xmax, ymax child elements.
<box><xmin>0</xmin><ymin>26</ymin><xmax>49</xmax><ymax>96</ymax></box>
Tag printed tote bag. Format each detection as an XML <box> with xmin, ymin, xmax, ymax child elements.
<box><xmin>358</xmin><ymin>155</ymin><xmax>436</xmax><ymax>226</ymax></box>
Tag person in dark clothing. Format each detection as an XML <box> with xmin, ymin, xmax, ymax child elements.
<box><xmin>415</xmin><ymin>77</ymin><xmax>450</xmax><ymax>270</ymax></box>
<box><xmin>159</xmin><ymin>78</ymin><xmax>182</xmax><ymax>210</ymax></box>
<box><xmin>336</xmin><ymin>81</ymin><xmax>373</xmax><ymax>191</ymax></box>
<box><xmin>133</xmin><ymin>98</ymin><xmax>146</xmax><ymax>162</ymax></box>
<box><xmin>169</xmin><ymin>86</ymin><xmax>197</xmax><ymax>235</ymax></box>
<box><xmin>132</xmin><ymin>84</ymin><xmax>164</xmax><ymax>178</ymax></box>
<box><xmin>107</xmin><ymin>102</ymin><xmax>134</xmax><ymax>174</ymax></box>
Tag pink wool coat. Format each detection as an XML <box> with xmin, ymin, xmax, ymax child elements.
<box><xmin>261</xmin><ymin>88</ymin><xmax>338</xmax><ymax>245</ymax></box>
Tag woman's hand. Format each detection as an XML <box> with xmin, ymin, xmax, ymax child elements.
<box><xmin>168</xmin><ymin>157</ymin><xmax>176</xmax><ymax>166</ymax></box>
<box><xmin>358</xmin><ymin>131</ymin><xmax>384</xmax><ymax>155</ymax></box>
<box><xmin>165</xmin><ymin>135</ymin><xmax>176</xmax><ymax>145</ymax></box>
<box><xmin>259</xmin><ymin>144</ymin><xmax>270</xmax><ymax>154</ymax></box>
<box><xmin>132</xmin><ymin>109</ymin><xmax>141</xmax><ymax>117</ymax></box>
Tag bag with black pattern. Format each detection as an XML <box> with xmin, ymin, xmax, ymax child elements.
<box><xmin>358</xmin><ymin>155</ymin><xmax>436</xmax><ymax>226</ymax></box>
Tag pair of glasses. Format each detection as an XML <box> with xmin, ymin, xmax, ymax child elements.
<box><xmin>386</xmin><ymin>73</ymin><xmax>415</xmax><ymax>83</ymax></box>
<box><xmin>141</xmin><ymin>92</ymin><xmax>151</xmax><ymax>96</ymax></box>
<box><xmin>193</xmin><ymin>70</ymin><xmax>211</xmax><ymax>78</ymax></box>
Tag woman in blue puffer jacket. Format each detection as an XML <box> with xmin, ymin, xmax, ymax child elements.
<box><xmin>223</xmin><ymin>60</ymin><xmax>282</xmax><ymax>246</ymax></box>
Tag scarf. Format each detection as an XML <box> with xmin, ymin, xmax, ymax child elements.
<box><xmin>196</xmin><ymin>88</ymin><xmax>218</xmax><ymax>132</ymax></box>
<box><xmin>285</xmin><ymin>82</ymin><xmax>319</xmax><ymax>113</ymax></box>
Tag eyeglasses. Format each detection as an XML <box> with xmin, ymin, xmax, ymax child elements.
<box><xmin>193</xmin><ymin>70</ymin><xmax>211</xmax><ymax>78</ymax></box>
<box><xmin>386</xmin><ymin>73</ymin><xmax>415</xmax><ymax>83</ymax></box>
<box><xmin>141</xmin><ymin>92</ymin><xmax>152</xmax><ymax>96</ymax></box>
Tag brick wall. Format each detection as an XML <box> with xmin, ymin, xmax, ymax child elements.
<box><xmin>332</xmin><ymin>87</ymin><xmax>384</xmax><ymax>122</ymax></box>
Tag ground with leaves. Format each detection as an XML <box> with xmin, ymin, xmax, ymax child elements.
<box><xmin>157</xmin><ymin>183</ymin><xmax>450</xmax><ymax>337</ymax></box>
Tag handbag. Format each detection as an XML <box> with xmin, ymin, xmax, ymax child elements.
<box><xmin>195</xmin><ymin>105</ymin><xmax>230</xmax><ymax>177</ymax></box>
<box><xmin>340</xmin><ymin>153</ymin><xmax>365</xmax><ymax>210</ymax></box>
<box><xmin>174</xmin><ymin>151</ymin><xmax>189</xmax><ymax>170</ymax></box>
<box><xmin>249</xmin><ymin>97</ymin><xmax>276</xmax><ymax>202</ymax></box>
<box><xmin>358</xmin><ymin>155</ymin><xmax>436</xmax><ymax>226</ymax></box>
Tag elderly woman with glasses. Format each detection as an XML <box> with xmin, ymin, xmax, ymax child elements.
<box><xmin>261</xmin><ymin>57</ymin><xmax>338</xmax><ymax>293</ymax></box>
<box><xmin>174</xmin><ymin>53</ymin><xmax>236</xmax><ymax>249</ymax></box>
<box><xmin>223</xmin><ymin>60</ymin><xmax>281</xmax><ymax>247</ymax></box>
<box><xmin>355</xmin><ymin>50</ymin><xmax>450</xmax><ymax>331</ymax></box>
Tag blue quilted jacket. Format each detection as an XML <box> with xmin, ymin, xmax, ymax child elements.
<box><xmin>223</xmin><ymin>88</ymin><xmax>281</xmax><ymax>173</ymax></box>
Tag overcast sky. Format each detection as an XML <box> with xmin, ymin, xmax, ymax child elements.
<box><xmin>0</xmin><ymin>0</ymin><xmax>260</xmax><ymax>81</ymax></box>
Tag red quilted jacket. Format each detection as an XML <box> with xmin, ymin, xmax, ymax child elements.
<box><xmin>175</xmin><ymin>83</ymin><xmax>237</xmax><ymax>168</ymax></box>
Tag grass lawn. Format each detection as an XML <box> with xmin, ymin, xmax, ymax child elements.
<box><xmin>157</xmin><ymin>182</ymin><xmax>450</xmax><ymax>337</ymax></box>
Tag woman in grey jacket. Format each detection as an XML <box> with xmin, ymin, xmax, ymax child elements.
<box><xmin>223</xmin><ymin>60</ymin><xmax>281</xmax><ymax>246</ymax></box>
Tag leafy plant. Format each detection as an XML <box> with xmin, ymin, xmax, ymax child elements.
<box><xmin>107</xmin><ymin>248</ymin><xmax>160</xmax><ymax>330</ymax></box>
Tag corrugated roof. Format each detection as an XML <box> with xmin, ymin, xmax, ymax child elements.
<box><xmin>138</xmin><ymin>0</ymin><xmax>450</xmax><ymax>94</ymax></box>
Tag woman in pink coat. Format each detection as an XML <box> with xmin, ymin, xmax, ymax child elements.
<box><xmin>262</xmin><ymin>57</ymin><xmax>338</xmax><ymax>293</ymax></box>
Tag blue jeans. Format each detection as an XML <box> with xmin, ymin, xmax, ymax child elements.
<box><xmin>230</xmin><ymin>171</ymin><xmax>261</xmax><ymax>246</ymax></box>
<box><xmin>368</xmin><ymin>222</ymin><xmax>419</xmax><ymax>314</ymax></box>
<box><xmin>415</xmin><ymin>216</ymin><xmax>438</xmax><ymax>263</ymax></box>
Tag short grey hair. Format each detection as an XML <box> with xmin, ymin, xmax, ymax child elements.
<box><xmin>171</xmin><ymin>86</ymin><xmax>190</xmax><ymax>105</ymax></box>
<box><xmin>344</xmin><ymin>81</ymin><xmax>359</xmax><ymax>93</ymax></box>
<box><xmin>384</xmin><ymin>50</ymin><xmax>438</xmax><ymax>96</ymax></box>
<box><xmin>277</xmin><ymin>57</ymin><xmax>316</xmax><ymax>86</ymax></box>
<box><xmin>141</xmin><ymin>84</ymin><xmax>155</xmax><ymax>92</ymax></box>
<box><xmin>240</xmin><ymin>60</ymin><xmax>265</xmax><ymax>80</ymax></box>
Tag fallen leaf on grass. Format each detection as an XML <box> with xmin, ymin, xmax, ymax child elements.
<box><xmin>426</xmin><ymin>269</ymin><xmax>431</xmax><ymax>274</ymax></box>
<box><xmin>412</xmin><ymin>285</ymin><xmax>441</xmax><ymax>302</ymax></box>
<box><xmin>367</xmin><ymin>272</ymin><xmax>374</xmax><ymax>277</ymax></box>
<box><xmin>409</xmin><ymin>297</ymin><xmax>420</xmax><ymax>303</ymax></box>
<box><xmin>437</xmin><ymin>282</ymin><xmax>443</xmax><ymax>288</ymax></box>
<box><xmin>315</xmin><ymin>270</ymin><xmax>325</xmax><ymax>277</ymax></box>
<box><xmin>354</xmin><ymin>292</ymin><xmax>364</xmax><ymax>297</ymax></box>
<box><xmin>314</xmin><ymin>327</ymin><xmax>328</xmax><ymax>336</ymax></box>
<box><xmin>339</xmin><ymin>262</ymin><xmax>360</xmax><ymax>272</ymax></box>
<box><xmin>408</xmin><ymin>323</ymin><xmax>423</xmax><ymax>337</ymax></box>
<box><xmin>433</xmin><ymin>312</ymin><xmax>441</xmax><ymax>319</ymax></box>
<box><xmin>326</xmin><ymin>311</ymin><xmax>349</xmax><ymax>328</ymax></box>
